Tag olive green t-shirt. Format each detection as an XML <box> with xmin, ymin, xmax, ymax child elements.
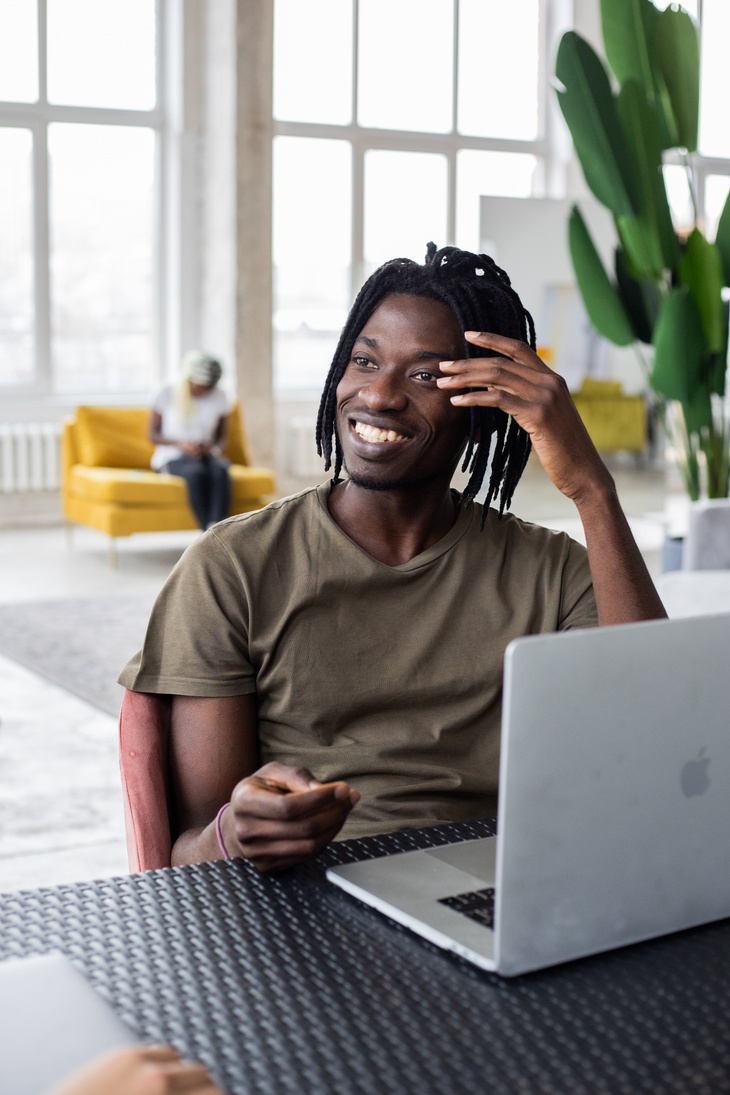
<box><xmin>119</xmin><ymin>482</ymin><xmax>598</xmax><ymax>839</ymax></box>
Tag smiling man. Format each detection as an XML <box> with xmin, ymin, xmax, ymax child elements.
<box><xmin>120</xmin><ymin>244</ymin><xmax>666</xmax><ymax>872</ymax></box>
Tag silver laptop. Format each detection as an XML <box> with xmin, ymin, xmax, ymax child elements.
<box><xmin>0</xmin><ymin>952</ymin><xmax>137</xmax><ymax>1095</ymax></box>
<box><xmin>327</xmin><ymin>614</ymin><xmax>730</xmax><ymax>976</ymax></box>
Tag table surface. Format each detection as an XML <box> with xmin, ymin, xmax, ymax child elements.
<box><xmin>2</xmin><ymin>818</ymin><xmax>730</xmax><ymax>1095</ymax></box>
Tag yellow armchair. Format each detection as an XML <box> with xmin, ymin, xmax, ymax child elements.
<box><xmin>63</xmin><ymin>401</ymin><xmax>276</xmax><ymax>561</ymax></box>
<box><xmin>570</xmin><ymin>377</ymin><xmax>647</xmax><ymax>454</ymax></box>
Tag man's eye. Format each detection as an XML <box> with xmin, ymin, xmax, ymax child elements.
<box><xmin>414</xmin><ymin>370</ymin><xmax>436</xmax><ymax>382</ymax></box>
<box><xmin>353</xmin><ymin>356</ymin><xmax>372</xmax><ymax>367</ymax></box>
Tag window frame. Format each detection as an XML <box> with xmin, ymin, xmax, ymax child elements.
<box><xmin>0</xmin><ymin>0</ymin><xmax>168</xmax><ymax>404</ymax></box>
<box><xmin>272</xmin><ymin>0</ymin><xmax>558</xmax><ymax>396</ymax></box>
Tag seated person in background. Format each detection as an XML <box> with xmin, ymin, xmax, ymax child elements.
<box><xmin>121</xmin><ymin>243</ymin><xmax>666</xmax><ymax>873</ymax></box>
<box><xmin>148</xmin><ymin>351</ymin><xmax>231</xmax><ymax>530</ymax></box>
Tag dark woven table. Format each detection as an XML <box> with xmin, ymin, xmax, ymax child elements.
<box><xmin>2</xmin><ymin>818</ymin><xmax>730</xmax><ymax>1095</ymax></box>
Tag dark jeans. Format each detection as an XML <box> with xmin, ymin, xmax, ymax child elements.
<box><xmin>164</xmin><ymin>455</ymin><xmax>231</xmax><ymax>530</ymax></box>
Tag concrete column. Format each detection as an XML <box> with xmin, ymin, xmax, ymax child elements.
<box><xmin>235</xmin><ymin>0</ymin><xmax>275</xmax><ymax>469</ymax></box>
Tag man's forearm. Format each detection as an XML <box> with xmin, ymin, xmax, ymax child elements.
<box><xmin>575</xmin><ymin>480</ymin><xmax>667</xmax><ymax>626</ymax></box>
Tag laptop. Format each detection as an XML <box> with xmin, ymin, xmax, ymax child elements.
<box><xmin>327</xmin><ymin>613</ymin><xmax>730</xmax><ymax>976</ymax></box>
<box><xmin>0</xmin><ymin>952</ymin><xmax>137</xmax><ymax>1095</ymax></box>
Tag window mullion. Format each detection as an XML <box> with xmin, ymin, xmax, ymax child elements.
<box><xmin>351</xmin><ymin>0</ymin><xmax>363</xmax><ymax>300</ymax></box>
<box><xmin>447</xmin><ymin>0</ymin><xmax>458</xmax><ymax>244</ymax></box>
<box><xmin>38</xmin><ymin>0</ymin><xmax>47</xmax><ymax>104</ymax></box>
<box><xmin>33</xmin><ymin>120</ymin><xmax>52</xmax><ymax>394</ymax></box>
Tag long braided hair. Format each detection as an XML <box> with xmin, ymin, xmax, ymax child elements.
<box><xmin>316</xmin><ymin>242</ymin><xmax>536</xmax><ymax>519</ymax></box>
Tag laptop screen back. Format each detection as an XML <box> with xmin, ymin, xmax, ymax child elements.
<box><xmin>0</xmin><ymin>952</ymin><xmax>137</xmax><ymax>1095</ymax></box>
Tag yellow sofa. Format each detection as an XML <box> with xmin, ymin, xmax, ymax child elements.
<box><xmin>570</xmin><ymin>377</ymin><xmax>647</xmax><ymax>454</ymax></box>
<box><xmin>63</xmin><ymin>402</ymin><xmax>276</xmax><ymax>558</ymax></box>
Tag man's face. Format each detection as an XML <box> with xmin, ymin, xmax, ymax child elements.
<box><xmin>335</xmin><ymin>293</ymin><xmax>469</xmax><ymax>492</ymax></box>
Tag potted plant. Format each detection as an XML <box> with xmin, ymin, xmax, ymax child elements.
<box><xmin>555</xmin><ymin>0</ymin><xmax>730</xmax><ymax>503</ymax></box>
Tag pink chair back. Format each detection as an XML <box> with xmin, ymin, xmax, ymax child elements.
<box><xmin>119</xmin><ymin>689</ymin><xmax>173</xmax><ymax>872</ymax></box>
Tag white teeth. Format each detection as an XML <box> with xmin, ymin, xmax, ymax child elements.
<box><xmin>354</xmin><ymin>421</ymin><xmax>406</xmax><ymax>444</ymax></box>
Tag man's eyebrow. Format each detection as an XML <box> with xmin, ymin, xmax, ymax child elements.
<box><xmin>354</xmin><ymin>335</ymin><xmax>378</xmax><ymax>347</ymax></box>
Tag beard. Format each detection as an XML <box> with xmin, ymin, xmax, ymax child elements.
<box><xmin>343</xmin><ymin>461</ymin><xmax>450</xmax><ymax>493</ymax></box>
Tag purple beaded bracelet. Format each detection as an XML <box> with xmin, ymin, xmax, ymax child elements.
<box><xmin>215</xmin><ymin>803</ymin><xmax>231</xmax><ymax>861</ymax></box>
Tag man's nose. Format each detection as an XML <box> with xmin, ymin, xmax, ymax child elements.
<box><xmin>359</xmin><ymin>369</ymin><xmax>408</xmax><ymax>411</ymax></box>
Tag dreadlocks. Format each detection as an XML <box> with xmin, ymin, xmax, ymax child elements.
<box><xmin>316</xmin><ymin>242</ymin><xmax>536</xmax><ymax>521</ymax></box>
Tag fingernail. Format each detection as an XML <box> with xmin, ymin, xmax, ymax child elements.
<box><xmin>440</xmin><ymin>360</ymin><xmax>454</xmax><ymax>368</ymax></box>
<box><xmin>451</xmin><ymin>395</ymin><xmax>464</xmax><ymax>402</ymax></box>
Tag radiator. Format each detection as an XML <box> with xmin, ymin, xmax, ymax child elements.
<box><xmin>0</xmin><ymin>422</ymin><xmax>63</xmax><ymax>492</ymax></box>
<box><xmin>285</xmin><ymin>416</ymin><xmax>324</xmax><ymax>478</ymax></box>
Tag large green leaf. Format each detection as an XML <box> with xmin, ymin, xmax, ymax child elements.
<box><xmin>651</xmin><ymin>286</ymin><xmax>705</xmax><ymax>404</ymax></box>
<box><xmin>715</xmin><ymin>187</ymin><xmax>730</xmax><ymax>287</ymax></box>
<box><xmin>616</xmin><ymin>80</ymin><xmax>678</xmax><ymax>275</ymax></box>
<box><xmin>683</xmin><ymin>382</ymin><xmax>712</xmax><ymax>435</ymax></box>
<box><xmin>614</xmin><ymin>214</ymin><xmax>661</xmax><ymax>283</ymax></box>
<box><xmin>568</xmin><ymin>205</ymin><xmax>634</xmax><ymax>346</ymax></box>
<box><xmin>614</xmin><ymin>246</ymin><xmax>655</xmax><ymax>343</ymax></box>
<box><xmin>601</xmin><ymin>0</ymin><xmax>678</xmax><ymax>149</ymax></box>
<box><xmin>600</xmin><ymin>0</ymin><xmax>654</xmax><ymax>89</ymax></box>
<box><xmin>679</xmin><ymin>229</ymin><xmax>725</xmax><ymax>354</ymax></box>
<box><xmin>556</xmin><ymin>33</ymin><xmax>638</xmax><ymax>216</ymax></box>
<box><xmin>655</xmin><ymin>5</ymin><xmax>700</xmax><ymax>153</ymax></box>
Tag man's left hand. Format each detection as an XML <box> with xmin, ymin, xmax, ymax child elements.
<box><xmin>437</xmin><ymin>331</ymin><xmax>611</xmax><ymax>505</ymax></box>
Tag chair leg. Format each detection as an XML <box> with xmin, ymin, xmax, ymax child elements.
<box><xmin>109</xmin><ymin>538</ymin><xmax>118</xmax><ymax>568</ymax></box>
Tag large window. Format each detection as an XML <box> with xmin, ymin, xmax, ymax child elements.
<box><xmin>0</xmin><ymin>0</ymin><xmax>162</xmax><ymax>397</ymax></box>
<box><xmin>272</xmin><ymin>0</ymin><xmax>546</xmax><ymax>394</ymax></box>
<box><xmin>274</xmin><ymin>0</ymin><xmax>730</xmax><ymax>396</ymax></box>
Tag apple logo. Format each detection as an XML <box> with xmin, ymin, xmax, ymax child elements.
<box><xmin>681</xmin><ymin>748</ymin><xmax>711</xmax><ymax>798</ymax></box>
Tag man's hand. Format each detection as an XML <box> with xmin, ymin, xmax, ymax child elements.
<box><xmin>437</xmin><ymin>332</ymin><xmax>612</xmax><ymax>505</ymax></box>
<box><xmin>436</xmin><ymin>330</ymin><xmax>666</xmax><ymax>626</ymax></box>
<box><xmin>221</xmin><ymin>762</ymin><xmax>360</xmax><ymax>873</ymax></box>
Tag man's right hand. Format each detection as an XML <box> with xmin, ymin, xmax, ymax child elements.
<box><xmin>220</xmin><ymin>762</ymin><xmax>360</xmax><ymax>872</ymax></box>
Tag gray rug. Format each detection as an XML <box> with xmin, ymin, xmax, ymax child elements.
<box><xmin>0</xmin><ymin>596</ymin><xmax>156</xmax><ymax>716</ymax></box>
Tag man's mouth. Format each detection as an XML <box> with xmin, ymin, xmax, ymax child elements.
<box><xmin>352</xmin><ymin>420</ymin><xmax>408</xmax><ymax>444</ymax></box>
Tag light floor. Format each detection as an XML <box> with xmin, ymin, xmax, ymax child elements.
<box><xmin>0</xmin><ymin>458</ymin><xmax>684</xmax><ymax>893</ymax></box>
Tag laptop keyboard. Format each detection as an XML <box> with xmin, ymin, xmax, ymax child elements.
<box><xmin>437</xmin><ymin>887</ymin><xmax>495</xmax><ymax>929</ymax></box>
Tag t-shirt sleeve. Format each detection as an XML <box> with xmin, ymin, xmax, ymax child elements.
<box><xmin>217</xmin><ymin>388</ymin><xmax>232</xmax><ymax>416</ymax></box>
<box><xmin>118</xmin><ymin>529</ymin><xmax>256</xmax><ymax>697</ymax></box>
<box><xmin>151</xmin><ymin>385</ymin><xmax>170</xmax><ymax>415</ymax></box>
<box><xmin>557</xmin><ymin>537</ymin><xmax>598</xmax><ymax>631</ymax></box>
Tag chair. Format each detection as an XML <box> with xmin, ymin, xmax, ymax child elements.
<box><xmin>570</xmin><ymin>377</ymin><xmax>647</xmax><ymax>454</ymax></box>
<box><xmin>119</xmin><ymin>689</ymin><xmax>173</xmax><ymax>872</ymax></box>
<box><xmin>63</xmin><ymin>401</ymin><xmax>276</xmax><ymax>564</ymax></box>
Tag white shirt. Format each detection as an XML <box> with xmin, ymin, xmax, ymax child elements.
<box><xmin>151</xmin><ymin>384</ymin><xmax>231</xmax><ymax>470</ymax></box>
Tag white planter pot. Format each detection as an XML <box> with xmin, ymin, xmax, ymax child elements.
<box><xmin>683</xmin><ymin>499</ymin><xmax>730</xmax><ymax>570</ymax></box>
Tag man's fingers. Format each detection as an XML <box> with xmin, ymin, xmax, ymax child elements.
<box><xmin>253</xmin><ymin>761</ymin><xmax>317</xmax><ymax>792</ymax></box>
<box><xmin>245</xmin><ymin>825</ymin><xmax>346</xmax><ymax>872</ymax></box>
<box><xmin>233</xmin><ymin>798</ymin><xmax>353</xmax><ymax>846</ymax></box>
<box><xmin>232</xmin><ymin>778</ymin><xmax>355</xmax><ymax>821</ymax></box>
<box><xmin>463</xmin><ymin>330</ymin><xmax>538</xmax><ymax>358</ymax></box>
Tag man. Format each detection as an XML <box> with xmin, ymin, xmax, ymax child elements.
<box><xmin>119</xmin><ymin>244</ymin><xmax>666</xmax><ymax>872</ymax></box>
